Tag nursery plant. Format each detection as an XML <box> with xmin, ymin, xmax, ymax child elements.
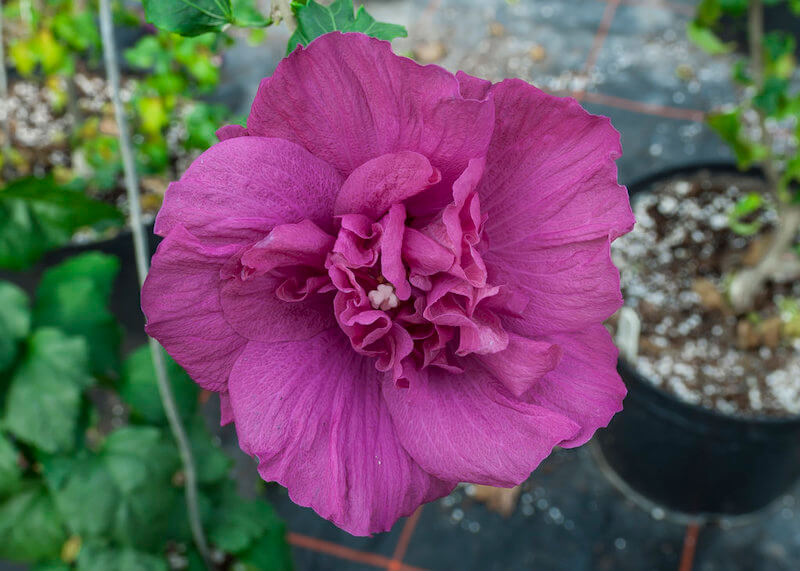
<box><xmin>0</xmin><ymin>253</ymin><xmax>291</xmax><ymax>570</ymax></box>
<box><xmin>596</xmin><ymin>0</ymin><xmax>800</xmax><ymax>518</ymax></box>
<box><xmin>690</xmin><ymin>0</ymin><xmax>800</xmax><ymax>311</ymax></box>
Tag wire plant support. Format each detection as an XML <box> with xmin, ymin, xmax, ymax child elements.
<box><xmin>97</xmin><ymin>0</ymin><xmax>213</xmax><ymax>567</ymax></box>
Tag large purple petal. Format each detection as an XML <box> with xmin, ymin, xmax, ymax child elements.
<box><xmin>382</xmin><ymin>365</ymin><xmax>580</xmax><ymax>486</ymax></box>
<box><xmin>531</xmin><ymin>325</ymin><xmax>626</xmax><ymax>447</ymax></box>
<box><xmin>334</xmin><ymin>151</ymin><xmax>440</xmax><ymax>218</ymax></box>
<box><xmin>227</xmin><ymin>328</ymin><xmax>455</xmax><ymax>535</ymax></box>
<box><xmin>246</xmin><ymin>33</ymin><xmax>495</xmax><ymax>182</ymax></box>
<box><xmin>142</xmin><ymin>225</ymin><xmax>247</xmax><ymax>392</ymax></box>
<box><xmin>487</xmin><ymin>237</ymin><xmax>622</xmax><ymax>335</ymax></box>
<box><xmin>155</xmin><ymin>137</ymin><xmax>344</xmax><ymax>238</ymax></box>
<box><xmin>479</xmin><ymin>79</ymin><xmax>634</xmax><ymax>248</ymax></box>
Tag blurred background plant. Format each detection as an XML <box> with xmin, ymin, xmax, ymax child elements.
<box><xmin>0</xmin><ymin>0</ymin><xmax>259</xmax><ymax>270</ymax></box>
<box><xmin>0</xmin><ymin>1</ymin><xmax>408</xmax><ymax>568</ymax></box>
<box><xmin>688</xmin><ymin>0</ymin><xmax>800</xmax><ymax>312</ymax></box>
<box><xmin>0</xmin><ymin>253</ymin><xmax>292</xmax><ymax>570</ymax></box>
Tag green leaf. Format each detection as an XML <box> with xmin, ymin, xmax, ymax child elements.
<box><xmin>188</xmin><ymin>417</ymin><xmax>232</xmax><ymax>484</ymax></box>
<box><xmin>77</xmin><ymin>542</ymin><xmax>168</xmax><ymax>571</ymax></box>
<box><xmin>101</xmin><ymin>427</ymin><xmax>180</xmax><ymax>549</ymax></box>
<box><xmin>102</xmin><ymin>426</ymin><xmax>180</xmax><ymax>493</ymax></box>
<box><xmin>34</xmin><ymin>253</ymin><xmax>122</xmax><ymax>375</ymax></box>
<box><xmin>236</xmin><ymin>531</ymin><xmax>293</xmax><ymax>571</ymax></box>
<box><xmin>719</xmin><ymin>0</ymin><xmax>748</xmax><ymax>14</ymax></box>
<box><xmin>0</xmin><ymin>176</ymin><xmax>123</xmax><ymax>270</ymax></box>
<box><xmin>120</xmin><ymin>345</ymin><xmax>199</xmax><ymax>425</ymax></box>
<box><xmin>0</xmin><ymin>432</ymin><xmax>22</xmax><ymax>497</ymax></box>
<box><xmin>287</xmin><ymin>0</ymin><xmax>407</xmax><ymax>53</ymax></box>
<box><xmin>0</xmin><ymin>485</ymin><xmax>68</xmax><ymax>561</ymax></box>
<box><xmin>232</xmin><ymin>0</ymin><xmax>271</xmax><ymax>27</ymax></box>
<box><xmin>687</xmin><ymin>21</ymin><xmax>732</xmax><ymax>55</ymax></box>
<box><xmin>707</xmin><ymin>109</ymin><xmax>768</xmax><ymax>168</ymax></box>
<box><xmin>728</xmin><ymin>192</ymin><xmax>764</xmax><ymax>236</ymax></box>
<box><xmin>209</xmin><ymin>484</ymin><xmax>287</xmax><ymax>555</ymax></box>
<box><xmin>143</xmin><ymin>0</ymin><xmax>234</xmax><ymax>36</ymax></box>
<box><xmin>695</xmin><ymin>0</ymin><xmax>722</xmax><ymax>27</ymax></box>
<box><xmin>44</xmin><ymin>454</ymin><xmax>119</xmax><ymax>539</ymax></box>
<box><xmin>34</xmin><ymin>562</ymin><xmax>71</xmax><ymax>571</ymax></box>
<box><xmin>753</xmin><ymin>76</ymin><xmax>790</xmax><ymax>117</ymax></box>
<box><xmin>3</xmin><ymin>328</ymin><xmax>91</xmax><ymax>453</ymax></box>
<box><xmin>45</xmin><ymin>427</ymin><xmax>180</xmax><ymax>551</ymax></box>
<box><xmin>0</xmin><ymin>281</ymin><xmax>30</xmax><ymax>373</ymax></box>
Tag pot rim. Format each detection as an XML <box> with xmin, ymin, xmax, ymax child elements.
<box><xmin>619</xmin><ymin>161</ymin><xmax>800</xmax><ymax>426</ymax></box>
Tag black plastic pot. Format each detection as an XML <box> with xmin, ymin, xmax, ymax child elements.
<box><xmin>596</xmin><ymin>165</ymin><xmax>800</xmax><ymax>518</ymax></box>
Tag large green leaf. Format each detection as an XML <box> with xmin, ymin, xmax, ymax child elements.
<box><xmin>287</xmin><ymin>0</ymin><xmax>407</xmax><ymax>53</ymax></box>
<box><xmin>34</xmin><ymin>252</ymin><xmax>122</xmax><ymax>375</ymax></box>
<box><xmin>0</xmin><ymin>432</ymin><xmax>22</xmax><ymax>497</ymax></box>
<box><xmin>43</xmin><ymin>454</ymin><xmax>119</xmax><ymax>539</ymax></box>
<box><xmin>77</xmin><ymin>542</ymin><xmax>168</xmax><ymax>571</ymax></box>
<box><xmin>188</xmin><ymin>417</ymin><xmax>232</xmax><ymax>484</ymax></box>
<box><xmin>687</xmin><ymin>21</ymin><xmax>732</xmax><ymax>55</ymax></box>
<box><xmin>0</xmin><ymin>485</ymin><xmax>67</xmax><ymax>561</ymax></box>
<box><xmin>102</xmin><ymin>427</ymin><xmax>180</xmax><ymax>549</ymax></box>
<box><xmin>120</xmin><ymin>345</ymin><xmax>198</xmax><ymax>425</ymax></box>
<box><xmin>0</xmin><ymin>281</ymin><xmax>30</xmax><ymax>373</ymax></box>
<box><xmin>142</xmin><ymin>0</ymin><xmax>233</xmax><ymax>36</ymax></box>
<box><xmin>0</xmin><ymin>176</ymin><xmax>123</xmax><ymax>270</ymax></box>
<box><xmin>209</xmin><ymin>484</ymin><xmax>287</xmax><ymax>555</ymax></box>
<box><xmin>3</xmin><ymin>328</ymin><xmax>91</xmax><ymax>453</ymax></box>
<box><xmin>44</xmin><ymin>427</ymin><xmax>180</xmax><ymax>551</ymax></box>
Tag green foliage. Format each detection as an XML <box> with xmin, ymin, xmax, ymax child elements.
<box><xmin>188</xmin><ymin>417</ymin><xmax>233</xmax><ymax>484</ymax></box>
<box><xmin>287</xmin><ymin>0</ymin><xmax>408</xmax><ymax>53</ymax></box>
<box><xmin>3</xmin><ymin>328</ymin><xmax>91</xmax><ymax>453</ymax></box>
<box><xmin>728</xmin><ymin>192</ymin><xmax>765</xmax><ymax>235</ymax></box>
<box><xmin>120</xmin><ymin>345</ymin><xmax>198</xmax><ymax>425</ymax></box>
<box><xmin>185</xmin><ymin>103</ymin><xmax>232</xmax><ymax>150</ymax></box>
<box><xmin>209</xmin><ymin>483</ymin><xmax>291</xmax><ymax>570</ymax></box>
<box><xmin>0</xmin><ymin>282</ymin><xmax>31</xmax><ymax>373</ymax></box>
<box><xmin>0</xmin><ymin>177</ymin><xmax>123</xmax><ymax>270</ymax></box>
<box><xmin>0</xmin><ymin>432</ymin><xmax>22</xmax><ymax>497</ymax></box>
<box><xmin>706</xmin><ymin>109</ymin><xmax>768</xmax><ymax>168</ymax></box>
<box><xmin>76</xmin><ymin>542</ymin><xmax>168</xmax><ymax>571</ymax></box>
<box><xmin>44</xmin><ymin>426</ymin><xmax>180</xmax><ymax>551</ymax></box>
<box><xmin>143</xmin><ymin>0</ymin><xmax>235</xmax><ymax>36</ymax></box>
<box><xmin>34</xmin><ymin>253</ymin><xmax>122</xmax><ymax>375</ymax></box>
<box><xmin>0</xmin><ymin>485</ymin><xmax>68</xmax><ymax>561</ymax></box>
<box><xmin>687</xmin><ymin>20</ymin><xmax>731</xmax><ymax>54</ymax></box>
<box><xmin>0</xmin><ymin>250</ymin><xmax>291</xmax><ymax>567</ymax></box>
<box><xmin>142</xmin><ymin>0</ymin><xmax>269</xmax><ymax>36</ymax></box>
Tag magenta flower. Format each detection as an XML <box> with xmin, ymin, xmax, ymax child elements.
<box><xmin>142</xmin><ymin>32</ymin><xmax>634</xmax><ymax>535</ymax></box>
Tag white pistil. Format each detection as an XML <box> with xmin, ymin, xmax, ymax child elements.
<box><xmin>368</xmin><ymin>283</ymin><xmax>399</xmax><ymax>311</ymax></box>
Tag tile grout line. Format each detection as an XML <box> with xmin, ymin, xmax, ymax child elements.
<box><xmin>287</xmin><ymin>532</ymin><xmax>428</xmax><ymax>571</ymax></box>
<box><xmin>678</xmin><ymin>522</ymin><xmax>701</xmax><ymax>571</ymax></box>
<box><xmin>620</xmin><ymin>0</ymin><xmax>696</xmax><ymax>16</ymax></box>
<box><xmin>576</xmin><ymin>0</ymin><xmax>622</xmax><ymax>102</ymax></box>
<box><xmin>388</xmin><ymin>506</ymin><xmax>425</xmax><ymax>570</ymax></box>
<box><xmin>578</xmin><ymin>91</ymin><xmax>706</xmax><ymax>121</ymax></box>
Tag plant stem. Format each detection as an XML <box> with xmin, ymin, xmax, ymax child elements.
<box><xmin>0</xmin><ymin>1</ymin><xmax>11</xmax><ymax>160</ymax></box>
<box><xmin>97</xmin><ymin>1</ymin><xmax>212</xmax><ymax>567</ymax></box>
<box><xmin>728</xmin><ymin>0</ymin><xmax>800</xmax><ymax>312</ymax></box>
<box><xmin>748</xmin><ymin>0</ymin><xmax>763</xmax><ymax>88</ymax></box>
<box><xmin>730</xmin><ymin>205</ymin><xmax>800</xmax><ymax>312</ymax></box>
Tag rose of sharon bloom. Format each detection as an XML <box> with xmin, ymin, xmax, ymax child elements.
<box><xmin>142</xmin><ymin>32</ymin><xmax>634</xmax><ymax>535</ymax></box>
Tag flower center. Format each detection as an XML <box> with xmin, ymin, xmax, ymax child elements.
<box><xmin>368</xmin><ymin>283</ymin><xmax>399</xmax><ymax>311</ymax></box>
